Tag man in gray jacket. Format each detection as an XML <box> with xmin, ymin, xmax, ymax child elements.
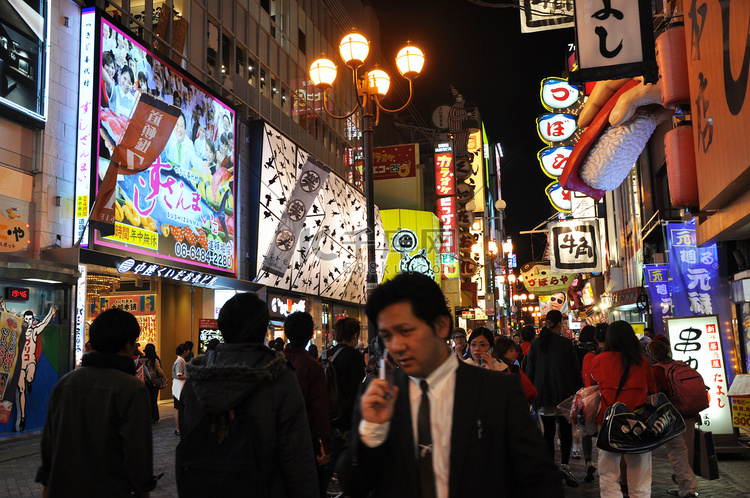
<box><xmin>36</xmin><ymin>308</ymin><xmax>156</xmax><ymax>497</ymax></box>
<box><xmin>176</xmin><ymin>292</ymin><xmax>318</xmax><ymax>497</ymax></box>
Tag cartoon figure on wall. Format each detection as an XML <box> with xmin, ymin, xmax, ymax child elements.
<box><xmin>392</xmin><ymin>229</ymin><xmax>435</xmax><ymax>280</ymax></box>
<box><xmin>0</xmin><ymin>297</ymin><xmax>59</xmax><ymax>433</ymax></box>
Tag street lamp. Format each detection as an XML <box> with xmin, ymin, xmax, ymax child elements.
<box><xmin>310</xmin><ymin>31</ymin><xmax>425</xmax><ymax>294</ymax></box>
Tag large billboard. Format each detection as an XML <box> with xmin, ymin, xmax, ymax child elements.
<box><xmin>0</xmin><ymin>0</ymin><xmax>49</xmax><ymax>122</ymax></box>
<box><xmin>250</xmin><ymin>121</ymin><xmax>387</xmax><ymax>304</ymax></box>
<box><xmin>76</xmin><ymin>10</ymin><xmax>236</xmax><ymax>276</ymax></box>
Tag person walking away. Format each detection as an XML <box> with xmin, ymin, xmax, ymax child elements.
<box><xmin>648</xmin><ymin>335</ymin><xmax>701</xmax><ymax>498</ymax></box>
<box><xmin>590</xmin><ymin>321</ymin><xmax>657</xmax><ymax>498</ymax></box>
<box><xmin>283</xmin><ymin>312</ymin><xmax>332</xmax><ymax>498</ymax></box>
<box><xmin>143</xmin><ymin>343</ymin><xmax>166</xmax><ymax>423</ymax></box>
<box><xmin>571</xmin><ymin>325</ymin><xmax>597</xmax><ymax>460</ymax></box>
<box><xmin>176</xmin><ymin>293</ymin><xmax>317</xmax><ymax>497</ymax></box>
<box><xmin>36</xmin><ymin>309</ymin><xmax>157</xmax><ymax>496</ymax></box>
<box><xmin>580</xmin><ymin>322</ymin><xmax>608</xmax><ymax>482</ymax></box>
<box><xmin>337</xmin><ymin>273</ymin><xmax>563</xmax><ymax>497</ymax></box>
<box><xmin>322</xmin><ymin>317</ymin><xmax>365</xmax><ymax>492</ymax></box>
<box><xmin>519</xmin><ymin>325</ymin><xmax>535</xmax><ymax>368</ymax></box>
<box><xmin>172</xmin><ymin>344</ymin><xmax>189</xmax><ymax>436</ymax></box>
<box><xmin>524</xmin><ymin>310</ymin><xmax>583</xmax><ymax>487</ymax></box>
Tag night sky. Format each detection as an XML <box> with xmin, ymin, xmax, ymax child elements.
<box><xmin>370</xmin><ymin>0</ymin><xmax>574</xmax><ymax>266</ymax></box>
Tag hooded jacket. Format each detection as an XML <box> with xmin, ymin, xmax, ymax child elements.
<box><xmin>177</xmin><ymin>343</ymin><xmax>318</xmax><ymax>497</ymax></box>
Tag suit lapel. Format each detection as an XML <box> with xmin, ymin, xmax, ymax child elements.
<box><xmin>448</xmin><ymin>362</ymin><xmax>482</xmax><ymax>498</ymax></box>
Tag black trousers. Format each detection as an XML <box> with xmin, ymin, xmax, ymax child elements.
<box><xmin>146</xmin><ymin>381</ymin><xmax>160</xmax><ymax>422</ymax></box>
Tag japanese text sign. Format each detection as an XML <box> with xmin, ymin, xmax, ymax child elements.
<box><xmin>434</xmin><ymin>152</ymin><xmax>455</xmax><ymax>196</ymax></box>
<box><xmin>520</xmin><ymin>260</ymin><xmax>576</xmax><ymax>295</ymax></box>
<box><xmin>87</xmin><ymin>16</ymin><xmax>237</xmax><ymax>276</ymax></box>
<box><xmin>571</xmin><ymin>0</ymin><xmax>657</xmax><ymax>84</ymax></box>
<box><xmin>548</xmin><ymin>220</ymin><xmax>602</xmax><ymax>273</ymax></box>
<box><xmin>644</xmin><ymin>264</ymin><xmax>673</xmax><ymax>336</ymax></box>
<box><xmin>0</xmin><ymin>310</ymin><xmax>24</xmax><ymax>422</ymax></box>
<box><xmin>373</xmin><ymin>144</ymin><xmax>418</xmax><ymax>180</ymax></box>
<box><xmin>437</xmin><ymin>197</ymin><xmax>459</xmax><ymax>279</ymax></box>
<box><xmin>731</xmin><ymin>397</ymin><xmax>750</xmax><ymax>429</ymax></box>
<box><xmin>666</xmin><ymin>315</ymin><xmax>733</xmax><ymax>435</ymax></box>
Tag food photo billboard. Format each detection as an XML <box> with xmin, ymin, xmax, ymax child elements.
<box><xmin>76</xmin><ymin>11</ymin><xmax>236</xmax><ymax>276</ymax></box>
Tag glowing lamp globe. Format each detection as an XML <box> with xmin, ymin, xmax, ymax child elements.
<box><xmin>310</xmin><ymin>58</ymin><xmax>337</xmax><ymax>89</ymax></box>
<box><xmin>340</xmin><ymin>32</ymin><xmax>369</xmax><ymax>68</ymax></box>
<box><xmin>396</xmin><ymin>44</ymin><xmax>424</xmax><ymax>80</ymax></box>
<box><xmin>366</xmin><ymin>69</ymin><xmax>390</xmax><ymax>97</ymax></box>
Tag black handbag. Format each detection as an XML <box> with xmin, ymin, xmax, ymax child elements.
<box><xmin>597</xmin><ymin>391</ymin><xmax>686</xmax><ymax>454</ymax></box>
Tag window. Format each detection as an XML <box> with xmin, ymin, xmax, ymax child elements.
<box><xmin>261</xmin><ymin>0</ymin><xmax>270</xmax><ymax>13</ymax></box>
<box><xmin>260</xmin><ymin>68</ymin><xmax>266</xmax><ymax>95</ymax></box>
<box><xmin>247</xmin><ymin>57</ymin><xmax>256</xmax><ymax>86</ymax></box>
<box><xmin>222</xmin><ymin>32</ymin><xmax>231</xmax><ymax>76</ymax></box>
<box><xmin>207</xmin><ymin>20</ymin><xmax>219</xmax><ymax>78</ymax></box>
<box><xmin>236</xmin><ymin>46</ymin><xmax>245</xmax><ymax>76</ymax></box>
<box><xmin>298</xmin><ymin>29</ymin><xmax>306</xmax><ymax>55</ymax></box>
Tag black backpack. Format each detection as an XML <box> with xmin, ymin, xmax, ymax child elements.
<box><xmin>321</xmin><ymin>346</ymin><xmax>346</xmax><ymax>422</ymax></box>
<box><xmin>175</xmin><ymin>405</ymin><xmax>265</xmax><ymax>497</ymax></box>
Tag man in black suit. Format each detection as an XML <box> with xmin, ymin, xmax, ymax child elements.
<box><xmin>337</xmin><ymin>273</ymin><xmax>563</xmax><ymax>497</ymax></box>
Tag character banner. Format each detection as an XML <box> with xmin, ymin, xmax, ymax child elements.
<box><xmin>0</xmin><ymin>311</ymin><xmax>24</xmax><ymax>422</ymax></box>
<box><xmin>644</xmin><ymin>264</ymin><xmax>673</xmax><ymax>336</ymax></box>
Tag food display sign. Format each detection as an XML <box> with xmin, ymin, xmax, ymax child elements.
<box><xmin>79</xmin><ymin>13</ymin><xmax>236</xmax><ymax>276</ymax></box>
<box><xmin>91</xmin><ymin>294</ymin><xmax>157</xmax><ymax>345</ymax></box>
<box><xmin>666</xmin><ymin>315</ymin><xmax>733</xmax><ymax>435</ymax></box>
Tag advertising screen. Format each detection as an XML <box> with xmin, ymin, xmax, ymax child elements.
<box><xmin>78</xmin><ymin>13</ymin><xmax>236</xmax><ymax>275</ymax></box>
<box><xmin>0</xmin><ymin>0</ymin><xmax>48</xmax><ymax>122</ymax></box>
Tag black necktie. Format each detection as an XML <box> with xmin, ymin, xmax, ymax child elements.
<box><xmin>418</xmin><ymin>379</ymin><xmax>436</xmax><ymax>498</ymax></box>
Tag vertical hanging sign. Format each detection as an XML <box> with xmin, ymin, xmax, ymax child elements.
<box><xmin>643</xmin><ymin>264</ymin><xmax>673</xmax><ymax>337</ymax></box>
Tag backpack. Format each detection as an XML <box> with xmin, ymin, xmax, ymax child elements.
<box><xmin>655</xmin><ymin>360</ymin><xmax>709</xmax><ymax>416</ymax></box>
<box><xmin>321</xmin><ymin>346</ymin><xmax>346</xmax><ymax>422</ymax></box>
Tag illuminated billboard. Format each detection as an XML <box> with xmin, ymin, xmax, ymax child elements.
<box><xmin>250</xmin><ymin>121</ymin><xmax>387</xmax><ymax>304</ymax></box>
<box><xmin>0</xmin><ymin>0</ymin><xmax>49</xmax><ymax>122</ymax></box>
<box><xmin>76</xmin><ymin>10</ymin><xmax>236</xmax><ymax>276</ymax></box>
<box><xmin>380</xmin><ymin>209</ymin><xmax>440</xmax><ymax>283</ymax></box>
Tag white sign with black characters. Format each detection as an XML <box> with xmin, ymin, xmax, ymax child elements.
<box><xmin>548</xmin><ymin>220</ymin><xmax>602</xmax><ymax>273</ymax></box>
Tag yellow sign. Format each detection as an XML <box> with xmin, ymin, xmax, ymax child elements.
<box><xmin>731</xmin><ymin>397</ymin><xmax>750</xmax><ymax>428</ymax></box>
<box><xmin>0</xmin><ymin>212</ymin><xmax>29</xmax><ymax>253</ymax></box>
<box><xmin>381</xmin><ymin>209</ymin><xmax>440</xmax><ymax>284</ymax></box>
<box><xmin>76</xmin><ymin>195</ymin><xmax>89</xmax><ymax>218</ymax></box>
<box><xmin>105</xmin><ymin>223</ymin><xmax>159</xmax><ymax>250</ymax></box>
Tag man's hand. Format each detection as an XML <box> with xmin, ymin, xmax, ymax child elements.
<box><xmin>578</xmin><ymin>77</ymin><xmax>665</xmax><ymax>128</ymax></box>
<box><xmin>360</xmin><ymin>379</ymin><xmax>399</xmax><ymax>425</ymax></box>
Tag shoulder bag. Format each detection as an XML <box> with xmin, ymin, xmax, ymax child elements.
<box><xmin>597</xmin><ymin>386</ymin><xmax>686</xmax><ymax>453</ymax></box>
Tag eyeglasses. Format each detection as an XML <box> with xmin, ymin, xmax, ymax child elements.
<box><xmin>551</xmin><ymin>297</ymin><xmax>565</xmax><ymax>304</ymax></box>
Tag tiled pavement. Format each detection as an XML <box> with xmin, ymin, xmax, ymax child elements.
<box><xmin>2</xmin><ymin>402</ymin><xmax>749</xmax><ymax>497</ymax></box>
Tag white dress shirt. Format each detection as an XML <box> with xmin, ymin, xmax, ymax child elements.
<box><xmin>359</xmin><ymin>353</ymin><xmax>458</xmax><ymax>498</ymax></box>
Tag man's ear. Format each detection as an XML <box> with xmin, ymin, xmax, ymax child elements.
<box><xmin>433</xmin><ymin>315</ymin><xmax>451</xmax><ymax>341</ymax></box>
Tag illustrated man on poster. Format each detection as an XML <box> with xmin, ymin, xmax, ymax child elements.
<box><xmin>1</xmin><ymin>297</ymin><xmax>58</xmax><ymax>431</ymax></box>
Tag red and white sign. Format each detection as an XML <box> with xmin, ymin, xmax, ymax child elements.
<box><xmin>373</xmin><ymin>144</ymin><xmax>418</xmax><ymax>180</ymax></box>
<box><xmin>435</xmin><ymin>152</ymin><xmax>455</xmax><ymax>196</ymax></box>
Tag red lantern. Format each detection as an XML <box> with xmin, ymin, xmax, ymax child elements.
<box><xmin>665</xmin><ymin>121</ymin><xmax>699</xmax><ymax>208</ymax></box>
<box><xmin>656</xmin><ymin>23</ymin><xmax>690</xmax><ymax>109</ymax></box>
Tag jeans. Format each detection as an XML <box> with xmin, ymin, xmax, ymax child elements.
<box><xmin>665</xmin><ymin>418</ymin><xmax>697</xmax><ymax>497</ymax></box>
<box><xmin>598</xmin><ymin>449</ymin><xmax>652</xmax><ymax>498</ymax></box>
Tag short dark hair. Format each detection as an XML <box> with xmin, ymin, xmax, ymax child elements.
<box><xmin>184</xmin><ymin>341</ymin><xmax>194</xmax><ymax>349</ymax></box>
<box><xmin>89</xmin><ymin>308</ymin><xmax>140</xmax><ymax>354</ymax></box>
<box><xmin>494</xmin><ymin>336</ymin><xmax>516</xmax><ymax>356</ymax></box>
<box><xmin>544</xmin><ymin>309</ymin><xmax>563</xmax><ymax>328</ymax></box>
<box><xmin>468</xmin><ymin>327</ymin><xmax>494</xmax><ymax>348</ymax></box>
<box><xmin>451</xmin><ymin>327</ymin><xmax>467</xmax><ymax>339</ymax></box>
<box><xmin>176</xmin><ymin>344</ymin><xmax>186</xmax><ymax>356</ymax></box>
<box><xmin>595</xmin><ymin>323</ymin><xmax>608</xmax><ymax>344</ymax></box>
<box><xmin>520</xmin><ymin>325</ymin><xmax>536</xmax><ymax>342</ymax></box>
<box><xmin>579</xmin><ymin>325</ymin><xmax>596</xmax><ymax>344</ymax></box>
<box><xmin>217</xmin><ymin>293</ymin><xmax>269</xmax><ymax>344</ymax></box>
<box><xmin>284</xmin><ymin>311</ymin><xmax>314</xmax><ymax>347</ymax></box>
<box><xmin>366</xmin><ymin>273</ymin><xmax>451</xmax><ymax>330</ymax></box>
<box><xmin>334</xmin><ymin>317</ymin><xmax>360</xmax><ymax>343</ymax></box>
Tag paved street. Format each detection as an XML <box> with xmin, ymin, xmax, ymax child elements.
<box><xmin>2</xmin><ymin>402</ymin><xmax>749</xmax><ymax>497</ymax></box>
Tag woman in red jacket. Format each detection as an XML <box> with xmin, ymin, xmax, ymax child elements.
<box><xmin>591</xmin><ymin>321</ymin><xmax>657</xmax><ymax>498</ymax></box>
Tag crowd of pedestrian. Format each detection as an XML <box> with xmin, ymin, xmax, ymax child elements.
<box><xmin>35</xmin><ymin>272</ymin><xmax>704</xmax><ymax>497</ymax></box>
